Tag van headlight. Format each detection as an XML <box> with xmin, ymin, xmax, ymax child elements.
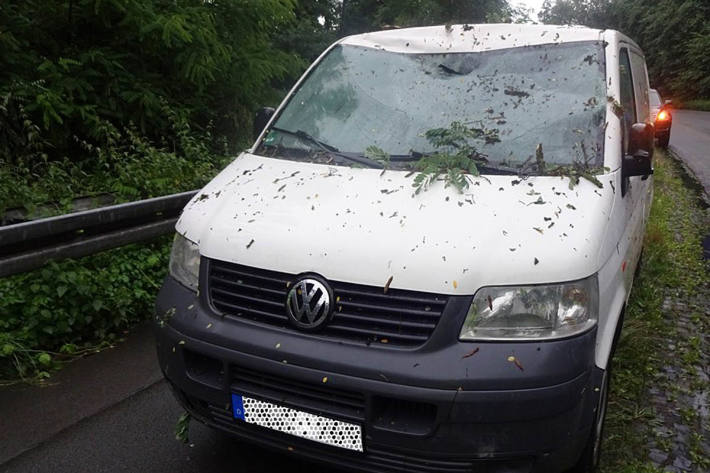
<box><xmin>459</xmin><ymin>275</ymin><xmax>598</xmax><ymax>340</ymax></box>
<box><xmin>169</xmin><ymin>234</ymin><xmax>200</xmax><ymax>291</ymax></box>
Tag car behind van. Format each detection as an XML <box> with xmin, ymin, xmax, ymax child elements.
<box><xmin>649</xmin><ymin>88</ymin><xmax>672</xmax><ymax>148</ymax></box>
<box><xmin>155</xmin><ymin>24</ymin><xmax>654</xmax><ymax>473</ymax></box>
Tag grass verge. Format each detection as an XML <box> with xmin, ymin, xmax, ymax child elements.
<box><xmin>599</xmin><ymin>150</ymin><xmax>708</xmax><ymax>472</ymax></box>
<box><xmin>676</xmin><ymin>99</ymin><xmax>710</xmax><ymax>112</ymax></box>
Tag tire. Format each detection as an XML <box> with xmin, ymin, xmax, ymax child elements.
<box><xmin>657</xmin><ymin>131</ymin><xmax>670</xmax><ymax>149</ymax></box>
<box><xmin>634</xmin><ymin>247</ymin><xmax>644</xmax><ymax>280</ymax></box>
<box><xmin>570</xmin><ymin>308</ymin><xmax>621</xmax><ymax>473</ymax></box>
<box><xmin>569</xmin><ymin>369</ymin><xmax>610</xmax><ymax>473</ymax></box>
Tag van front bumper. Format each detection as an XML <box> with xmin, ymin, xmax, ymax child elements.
<box><xmin>155</xmin><ymin>276</ymin><xmax>603</xmax><ymax>473</ymax></box>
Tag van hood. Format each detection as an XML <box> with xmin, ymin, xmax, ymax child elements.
<box><xmin>177</xmin><ymin>153</ymin><xmax>615</xmax><ymax>295</ymax></box>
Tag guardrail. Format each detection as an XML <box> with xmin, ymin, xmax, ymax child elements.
<box><xmin>0</xmin><ymin>191</ymin><xmax>196</xmax><ymax>278</ymax></box>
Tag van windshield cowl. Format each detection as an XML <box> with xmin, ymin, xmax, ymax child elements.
<box><xmin>257</xmin><ymin>41</ymin><xmax>607</xmax><ymax>176</ymax></box>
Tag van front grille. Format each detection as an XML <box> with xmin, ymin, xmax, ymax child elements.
<box><xmin>230</xmin><ymin>364</ymin><xmax>365</xmax><ymax>423</ymax></box>
<box><xmin>207</xmin><ymin>258</ymin><xmax>448</xmax><ymax>348</ymax></box>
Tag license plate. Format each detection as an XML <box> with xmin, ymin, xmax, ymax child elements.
<box><xmin>231</xmin><ymin>393</ymin><xmax>363</xmax><ymax>452</ymax></box>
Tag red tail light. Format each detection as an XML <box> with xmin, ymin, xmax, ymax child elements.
<box><xmin>656</xmin><ymin>110</ymin><xmax>669</xmax><ymax>121</ymax></box>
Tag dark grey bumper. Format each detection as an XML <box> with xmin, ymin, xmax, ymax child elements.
<box><xmin>155</xmin><ymin>275</ymin><xmax>604</xmax><ymax>473</ymax></box>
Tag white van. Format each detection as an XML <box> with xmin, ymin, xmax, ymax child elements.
<box><xmin>156</xmin><ymin>24</ymin><xmax>654</xmax><ymax>473</ymax></box>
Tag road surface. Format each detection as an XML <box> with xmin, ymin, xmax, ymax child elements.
<box><xmin>669</xmin><ymin>109</ymin><xmax>710</xmax><ymax>195</ymax></box>
<box><xmin>0</xmin><ymin>380</ymin><xmax>331</xmax><ymax>473</ymax></box>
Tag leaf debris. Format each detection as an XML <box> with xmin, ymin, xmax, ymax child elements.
<box><xmin>175</xmin><ymin>412</ymin><xmax>191</xmax><ymax>444</ymax></box>
<box><xmin>383</xmin><ymin>275</ymin><xmax>393</xmax><ymax>294</ymax></box>
<box><xmin>461</xmin><ymin>347</ymin><xmax>480</xmax><ymax>359</ymax></box>
<box><xmin>507</xmin><ymin>355</ymin><xmax>524</xmax><ymax>371</ymax></box>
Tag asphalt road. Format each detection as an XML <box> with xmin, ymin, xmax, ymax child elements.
<box><xmin>669</xmin><ymin>109</ymin><xmax>710</xmax><ymax>195</ymax></box>
<box><xmin>0</xmin><ymin>323</ymin><xmax>333</xmax><ymax>473</ymax></box>
<box><xmin>0</xmin><ymin>380</ymin><xmax>332</xmax><ymax>473</ymax></box>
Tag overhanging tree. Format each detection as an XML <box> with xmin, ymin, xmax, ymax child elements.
<box><xmin>538</xmin><ymin>0</ymin><xmax>710</xmax><ymax>99</ymax></box>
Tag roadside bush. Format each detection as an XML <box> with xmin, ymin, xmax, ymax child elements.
<box><xmin>0</xmin><ymin>0</ymin><xmax>302</xmax><ymax>162</ymax></box>
<box><xmin>0</xmin><ymin>99</ymin><xmax>232</xmax><ymax>215</ymax></box>
<box><xmin>0</xmin><ymin>100</ymin><xmax>233</xmax><ymax>382</ymax></box>
<box><xmin>0</xmin><ymin>238</ymin><xmax>172</xmax><ymax>382</ymax></box>
<box><xmin>677</xmin><ymin>99</ymin><xmax>710</xmax><ymax>112</ymax></box>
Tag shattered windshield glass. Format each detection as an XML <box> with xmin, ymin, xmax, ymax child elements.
<box><xmin>257</xmin><ymin>41</ymin><xmax>607</xmax><ymax>174</ymax></box>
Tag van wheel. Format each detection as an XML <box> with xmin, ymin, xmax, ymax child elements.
<box><xmin>634</xmin><ymin>247</ymin><xmax>644</xmax><ymax>280</ymax></box>
<box><xmin>569</xmin><ymin>370</ymin><xmax>609</xmax><ymax>473</ymax></box>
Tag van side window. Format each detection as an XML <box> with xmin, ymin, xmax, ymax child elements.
<box><xmin>619</xmin><ymin>48</ymin><xmax>636</xmax><ymax>154</ymax></box>
<box><xmin>629</xmin><ymin>51</ymin><xmax>650</xmax><ymax>123</ymax></box>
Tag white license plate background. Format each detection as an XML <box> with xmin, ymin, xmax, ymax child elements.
<box><xmin>232</xmin><ymin>393</ymin><xmax>363</xmax><ymax>452</ymax></box>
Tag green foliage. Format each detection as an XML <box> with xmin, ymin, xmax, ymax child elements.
<box><xmin>175</xmin><ymin>412</ymin><xmax>192</xmax><ymax>444</ymax></box>
<box><xmin>0</xmin><ymin>238</ymin><xmax>172</xmax><ymax>382</ymax></box>
<box><xmin>275</xmin><ymin>0</ymin><xmax>341</xmax><ymax>63</ymax></box>
<box><xmin>0</xmin><ymin>104</ymin><xmax>227</xmax><ymax>215</ymax></box>
<box><xmin>411</xmin><ymin>122</ymin><xmax>501</xmax><ymax>193</ymax></box>
<box><xmin>677</xmin><ymin>99</ymin><xmax>710</xmax><ymax>112</ymax></box>
<box><xmin>599</xmin><ymin>151</ymin><xmax>708</xmax><ymax>472</ymax></box>
<box><xmin>0</xmin><ymin>0</ymin><xmax>303</xmax><ymax>164</ymax></box>
<box><xmin>538</xmin><ymin>0</ymin><xmax>614</xmax><ymax>26</ymax></box>
<box><xmin>539</xmin><ymin>0</ymin><xmax>710</xmax><ymax>100</ymax></box>
<box><xmin>547</xmin><ymin>163</ymin><xmax>605</xmax><ymax>189</ymax></box>
<box><xmin>536</xmin><ymin>142</ymin><xmax>607</xmax><ymax>189</ymax></box>
<box><xmin>364</xmin><ymin>145</ymin><xmax>390</xmax><ymax>167</ymax></box>
<box><xmin>342</xmin><ymin>0</ymin><xmax>516</xmax><ymax>34</ymax></box>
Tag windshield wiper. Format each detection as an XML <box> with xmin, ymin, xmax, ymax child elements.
<box><xmin>472</xmin><ymin>162</ymin><xmax>520</xmax><ymax>175</ymax></box>
<box><xmin>387</xmin><ymin>153</ymin><xmax>420</xmax><ymax>162</ymax></box>
<box><xmin>438</xmin><ymin>64</ymin><xmax>464</xmax><ymax>75</ymax></box>
<box><xmin>269</xmin><ymin>127</ymin><xmax>384</xmax><ymax>169</ymax></box>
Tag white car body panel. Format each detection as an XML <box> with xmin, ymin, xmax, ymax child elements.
<box><xmin>177</xmin><ymin>153</ymin><xmax>614</xmax><ymax>294</ymax></box>
<box><xmin>341</xmin><ymin>23</ymin><xmax>602</xmax><ymax>54</ymax></box>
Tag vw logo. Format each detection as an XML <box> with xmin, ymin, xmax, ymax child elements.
<box><xmin>286</xmin><ymin>277</ymin><xmax>333</xmax><ymax>331</ymax></box>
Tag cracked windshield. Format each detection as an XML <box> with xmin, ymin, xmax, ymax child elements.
<box><xmin>258</xmin><ymin>41</ymin><xmax>607</xmax><ymax>174</ymax></box>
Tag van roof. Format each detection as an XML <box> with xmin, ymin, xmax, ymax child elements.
<box><xmin>341</xmin><ymin>23</ymin><xmax>626</xmax><ymax>54</ymax></box>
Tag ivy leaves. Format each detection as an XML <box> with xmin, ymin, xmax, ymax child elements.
<box><xmin>0</xmin><ymin>238</ymin><xmax>172</xmax><ymax>382</ymax></box>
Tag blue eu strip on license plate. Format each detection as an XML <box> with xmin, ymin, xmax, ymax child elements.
<box><xmin>231</xmin><ymin>393</ymin><xmax>245</xmax><ymax>421</ymax></box>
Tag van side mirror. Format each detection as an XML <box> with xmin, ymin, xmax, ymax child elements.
<box><xmin>623</xmin><ymin>123</ymin><xmax>654</xmax><ymax>178</ymax></box>
<box><xmin>253</xmin><ymin>107</ymin><xmax>275</xmax><ymax>141</ymax></box>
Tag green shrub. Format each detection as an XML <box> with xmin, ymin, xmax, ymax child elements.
<box><xmin>0</xmin><ymin>0</ymin><xmax>302</xmax><ymax>162</ymax></box>
<box><xmin>0</xmin><ymin>238</ymin><xmax>172</xmax><ymax>382</ymax></box>
<box><xmin>0</xmin><ymin>86</ymin><xmax>232</xmax><ymax>384</ymax></box>
<box><xmin>0</xmin><ymin>100</ymin><xmax>232</xmax><ymax>215</ymax></box>
<box><xmin>677</xmin><ymin>99</ymin><xmax>710</xmax><ymax>112</ymax></box>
